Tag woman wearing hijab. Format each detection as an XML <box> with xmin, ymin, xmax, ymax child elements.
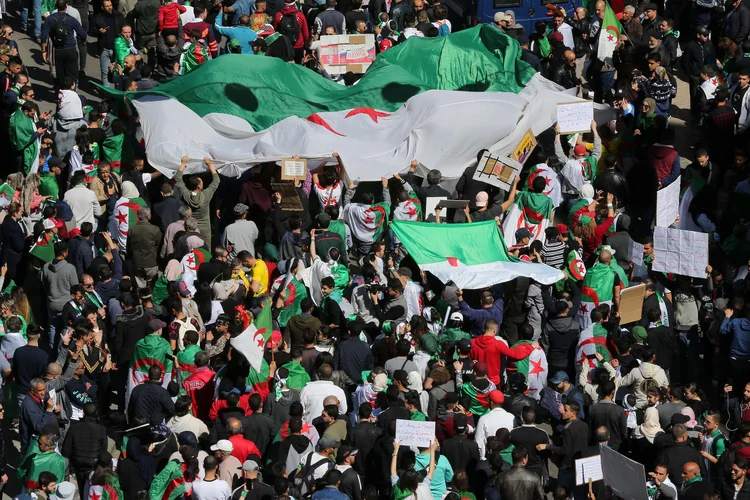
<box><xmin>632</xmin><ymin>406</ymin><xmax>664</xmax><ymax>471</ymax></box>
<box><xmin>153</xmin><ymin>259</ymin><xmax>182</xmax><ymax>305</ymax></box>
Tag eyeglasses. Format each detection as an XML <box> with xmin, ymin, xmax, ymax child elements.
<box><xmin>82</xmin><ymin>283</ymin><xmax>94</xmax><ymax>288</ymax></box>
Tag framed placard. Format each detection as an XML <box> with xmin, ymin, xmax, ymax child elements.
<box><xmin>471</xmin><ymin>152</ymin><xmax>522</xmax><ymax>191</ymax></box>
<box><xmin>281</xmin><ymin>158</ymin><xmax>308</xmax><ymax>181</ymax></box>
<box><xmin>271</xmin><ymin>182</ymin><xmax>304</xmax><ymax>211</ymax></box>
<box><xmin>510</xmin><ymin>128</ymin><xmax>537</xmax><ymax>165</ymax></box>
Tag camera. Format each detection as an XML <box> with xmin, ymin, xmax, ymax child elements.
<box><xmin>366</xmin><ymin>283</ymin><xmax>388</xmax><ymax>294</ymax></box>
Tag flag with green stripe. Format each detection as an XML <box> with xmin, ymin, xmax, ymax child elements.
<box><xmin>125</xmin><ymin>334</ymin><xmax>174</xmax><ymax>412</ymax></box>
<box><xmin>278</xmin><ymin>277</ymin><xmax>308</xmax><ymax>327</ymax></box>
<box><xmin>103</xmin><ymin>133</ymin><xmax>125</xmax><ymax>174</ymax></box>
<box><xmin>578</xmin><ymin>262</ymin><xmax>616</xmax><ymax>329</ymax></box>
<box><xmin>30</xmin><ymin>232</ymin><xmax>58</xmax><ymax>264</ymax></box>
<box><xmin>511</xmin><ymin>341</ymin><xmax>547</xmax><ymax>399</ymax></box>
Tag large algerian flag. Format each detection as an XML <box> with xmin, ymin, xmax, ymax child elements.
<box><xmin>512</xmin><ymin>342</ymin><xmax>548</xmax><ymax>400</ymax></box>
<box><xmin>576</xmin><ymin>323</ymin><xmax>612</xmax><ymax>368</ymax></box>
<box><xmin>9</xmin><ymin>109</ymin><xmax>40</xmax><ymax>175</ymax></box>
<box><xmin>125</xmin><ymin>334</ymin><xmax>174</xmax><ymax>412</ymax></box>
<box><xmin>278</xmin><ymin>277</ymin><xmax>309</xmax><ymax>327</ymax></box>
<box><xmin>525</xmin><ymin>163</ymin><xmax>562</xmax><ymax>208</ymax></box>
<box><xmin>280</xmin><ymin>361</ymin><xmax>311</xmax><ymax>391</ymax></box>
<box><xmin>24</xmin><ymin>451</ymin><xmax>66</xmax><ymax>490</ymax></box>
<box><xmin>502</xmin><ymin>191</ymin><xmax>554</xmax><ymax>246</ymax></box>
<box><xmin>180</xmin><ymin>247</ymin><xmax>212</xmax><ymax>293</ymax></box>
<box><xmin>102</xmin><ymin>133</ymin><xmax>125</xmax><ymax>174</ymax></box>
<box><xmin>88</xmin><ymin>483</ymin><xmax>123</xmax><ymax>500</ymax></box>
<box><xmin>597</xmin><ymin>2</ymin><xmax>622</xmax><ymax>64</ymax></box>
<box><xmin>341</xmin><ymin>201</ymin><xmax>390</xmax><ymax>245</ymax></box>
<box><xmin>392</xmin><ymin>220</ymin><xmax>564</xmax><ymax>289</ymax></box>
<box><xmin>230</xmin><ymin>301</ymin><xmax>273</xmax><ymax>372</ymax></box>
<box><xmin>30</xmin><ymin>232</ymin><xmax>58</xmax><ymax>264</ymax></box>
<box><xmin>108</xmin><ymin>196</ymin><xmax>147</xmax><ymax>251</ymax></box>
<box><xmin>578</xmin><ymin>262</ymin><xmax>616</xmax><ymax>329</ymax></box>
<box><xmin>149</xmin><ymin>461</ymin><xmax>190</xmax><ymax>500</ymax></box>
<box><xmin>95</xmin><ymin>26</ymin><xmax>581</xmax><ymax>180</ymax></box>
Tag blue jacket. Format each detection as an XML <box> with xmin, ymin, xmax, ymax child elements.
<box><xmin>20</xmin><ymin>393</ymin><xmax>57</xmax><ymax>453</ymax></box>
<box><xmin>312</xmin><ymin>486</ymin><xmax>350</xmax><ymax>500</ymax></box>
<box><xmin>720</xmin><ymin>317</ymin><xmax>750</xmax><ymax>359</ymax></box>
<box><xmin>215</xmin><ymin>15</ymin><xmax>258</xmax><ymax>54</ymax></box>
<box><xmin>458</xmin><ymin>285</ymin><xmax>504</xmax><ymax>337</ymax></box>
<box><xmin>41</xmin><ymin>11</ymin><xmax>87</xmax><ymax>49</ymax></box>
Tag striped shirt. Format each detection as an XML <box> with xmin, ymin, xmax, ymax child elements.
<box><xmin>541</xmin><ymin>240</ymin><xmax>566</xmax><ymax>269</ymax></box>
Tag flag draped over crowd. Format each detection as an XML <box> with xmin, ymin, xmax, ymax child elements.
<box><xmin>391</xmin><ymin>220</ymin><xmax>564</xmax><ymax>289</ymax></box>
<box><xmin>97</xmin><ymin>26</ymin><xmax>592</xmax><ymax>181</ymax></box>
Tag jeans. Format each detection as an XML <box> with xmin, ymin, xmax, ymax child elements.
<box><xmin>21</xmin><ymin>0</ymin><xmax>43</xmax><ymax>37</ymax></box>
<box><xmin>48</xmin><ymin>309</ymin><xmax>62</xmax><ymax>351</ymax></box>
<box><xmin>54</xmin><ymin>48</ymin><xmax>79</xmax><ymax>89</ymax></box>
<box><xmin>100</xmin><ymin>48</ymin><xmax>114</xmax><ymax>88</ymax></box>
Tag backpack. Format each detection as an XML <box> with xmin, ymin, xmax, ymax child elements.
<box><xmin>52</xmin><ymin>15</ymin><xmax>68</xmax><ymax>48</ymax></box>
<box><xmin>292</xmin><ymin>453</ymin><xmax>329</xmax><ymax>499</ymax></box>
<box><xmin>173</xmin><ymin>317</ymin><xmax>193</xmax><ymax>351</ymax></box>
<box><xmin>638</xmin><ymin>365</ymin><xmax>660</xmax><ymax>394</ymax></box>
<box><xmin>278</xmin><ymin>12</ymin><xmax>301</xmax><ymax>45</ymax></box>
<box><xmin>285</xmin><ymin>441</ymin><xmax>314</xmax><ymax>481</ymax></box>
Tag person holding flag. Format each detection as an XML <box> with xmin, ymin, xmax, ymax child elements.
<box><xmin>556</xmin><ymin>121</ymin><xmax>602</xmax><ymax>196</ymax></box>
<box><xmin>502</xmin><ymin>172</ymin><xmax>555</xmax><ymax>247</ymax></box>
<box><xmin>591</xmin><ymin>0</ymin><xmax>621</xmax><ymax>102</ymax></box>
<box><xmin>341</xmin><ymin>176</ymin><xmax>391</xmax><ymax>258</ymax></box>
<box><xmin>578</xmin><ymin>249</ymin><xmax>621</xmax><ymax>329</ymax></box>
<box><xmin>230</xmin><ymin>300</ymin><xmax>277</xmax><ymax>401</ymax></box>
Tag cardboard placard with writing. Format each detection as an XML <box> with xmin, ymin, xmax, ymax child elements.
<box><xmin>557</xmin><ymin>101</ymin><xmax>594</xmax><ymax>134</ymax></box>
<box><xmin>271</xmin><ymin>183</ymin><xmax>304</xmax><ymax>212</ymax></box>
<box><xmin>281</xmin><ymin>158</ymin><xmax>308</xmax><ymax>181</ymax></box>
<box><xmin>395</xmin><ymin>419</ymin><xmax>435</xmax><ymax>448</ymax></box>
<box><xmin>471</xmin><ymin>152</ymin><xmax>522</xmax><ymax>191</ymax></box>
<box><xmin>618</xmin><ymin>284</ymin><xmax>646</xmax><ymax>325</ymax></box>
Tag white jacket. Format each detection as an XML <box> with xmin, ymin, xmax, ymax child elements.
<box><xmin>618</xmin><ymin>361</ymin><xmax>669</xmax><ymax>408</ymax></box>
<box><xmin>300</xmin><ymin>380</ymin><xmax>347</xmax><ymax>424</ymax></box>
<box><xmin>475</xmin><ymin>407</ymin><xmax>516</xmax><ymax>459</ymax></box>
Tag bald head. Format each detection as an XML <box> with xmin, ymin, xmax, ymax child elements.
<box><xmin>599</xmin><ymin>250</ymin><xmax>612</xmax><ymax>264</ymax></box>
<box><xmin>318</xmin><ymin>364</ymin><xmax>333</xmax><ymax>380</ymax></box>
<box><xmin>47</xmin><ymin>363</ymin><xmax>62</xmax><ymax>377</ymax></box>
<box><xmin>228</xmin><ymin>418</ymin><xmax>243</xmax><ymax>435</ymax></box>
<box><xmin>323</xmin><ymin>396</ymin><xmax>340</xmax><ymax>407</ymax></box>
<box><xmin>595</xmin><ymin>0</ymin><xmax>606</xmax><ymax>18</ymax></box>
<box><xmin>682</xmin><ymin>462</ymin><xmax>700</xmax><ymax>481</ymax></box>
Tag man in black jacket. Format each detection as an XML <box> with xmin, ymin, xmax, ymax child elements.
<box><xmin>128</xmin><ymin>365</ymin><xmax>175</xmax><ymax>425</ymax></box>
<box><xmin>244</xmin><ymin>393</ymin><xmax>276</xmax><ymax>457</ymax></box>
<box><xmin>62</xmin><ymin>403</ymin><xmax>108</xmax><ymax>495</ymax></box>
<box><xmin>535</xmin><ymin>401</ymin><xmax>588</xmax><ymax>492</ymax></box>
<box><xmin>681</xmin><ymin>26</ymin><xmax>716</xmax><ymax>103</ymax></box>
<box><xmin>724</xmin><ymin>0</ymin><xmax>750</xmax><ymax>45</ymax></box>
<box><xmin>510</xmin><ymin>407</ymin><xmax>550</xmax><ymax>482</ymax></box>
<box><xmin>349</xmin><ymin>404</ymin><xmax>382</xmax><ymax>474</ymax></box>
<box><xmin>588</xmin><ymin>380</ymin><xmax>627</xmax><ymax>450</ymax></box>
<box><xmin>441</xmin><ymin>414</ymin><xmax>480</xmax><ymax>473</ymax></box>
<box><xmin>0</xmin><ymin>202</ymin><xmax>26</xmax><ymax>280</ymax></box>
<box><xmin>40</xmin><ymin>0</ymin><xmax>87</xmax><ymax>89</ymax></box>
<box><xmin>646</xmin><ymin>309</ymin><xmax>679</xmax><ymax>374</ymax></box>
<box><xmin>335</xmin><ymin>446</ymin><xmax>362</xmax><ymax>500</ymax></box>
<box><xmin>112</xmin><ymin>293</ymin><xmax>148</xmax><ymax>410</ymax></box>
<box><xmin>657</xmin><ymin>424</ymin><xmax>708</xmax><ymax>487</ymax></box>
<box><xmin>550</xmin><ymin>50</ymin><xmax>580</xmax><ymax>90</ymax></box>
<box><xmin>89</xmin><ymin>0</ymin><xmax>125</xmax><ymax>88</ymax></box>
<box><xmin>679</xmin><ymin>462</ymin><xmax>713</xmax><ymax>500</ymax></box>
<box><xmin>404</xmin><ymin>159</ymin><xmax>452</xmax><ymax>210</ymax></box>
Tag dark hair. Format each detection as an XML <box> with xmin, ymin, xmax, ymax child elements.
<box><xmin>395</xmin><ymin>339</ymin><xmax>411</xmax><ymax>356</ymax></box>
<box><xmin>511</xmin><ymin>446</ymin><xmax>528</xmax><ymax>464</ymax></box>
<box><xmin>565</xmin><ymin>400</ymin><xmax>580</xmax><ymax>415</ymax></box>
<box><xmin>54</xmin><ymin>241</ymin><xmax>68</xmax><ymax>257</ymax></box>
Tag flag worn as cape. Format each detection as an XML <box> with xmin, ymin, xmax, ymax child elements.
<box><xmin>280</xmin><ymin>361</ymin><xmax>311</xmax><ymax>391</ymax></box>
<box><xmin>29</xmin><ymin>232</ymin><xmax>59</xmax><ymax>264</ymax></box>
<box><xmin>88</xmin><ymin>482</ymin><xmax>123</xmax><ymax>500</ymax></box>
<box><xmin>125</xmin><ymin>334</ymin><xmax>174</xmax><ymax>412</ymax></box>
<box><xmin>526</xmin><ymin>163</ymin><xmax>562</xmax><ymax>208</ymax></box>
<box><xmin>9</xmin><ymin>109</ymin><xmax>40</xmax><ymax>175</ymax></box>
<box><xmin>564</xmin><ymin>248</ymin><xmax>587</xmax><ymax>282</ymax></box>
<box><xmin>277</xmin><ymin>277</ymin><xmax>308</xmax><ymax>327</ymax></box>
<box><xmin>460</xmin><ymin>381</ymin><xmax>492</xmax><ymax>416</ymax></box>
<box><xmin>597</xmin><ymin>2</ymin><xmax>623</xmax><ymax>65</ymax></box>
<box><xmin>341</xmin><ymin>201</ymin><xmax>390</xmax><ymax>244</ymax></box>
<box><xmin>392</xmin><ymin>220</ymin><xmax>564</xmax><ymax>289</ymax></box>
<box><xmin>578</xmin><ymin>262</ymin><xmax>616</xmax><ymax>329</ymax></box>
<box><xmin>177</xmin><ymin>343</ymin><xmax>201</xmax><ymax>382</ymax></box>
<box><xmin>512</xmin><ymin>342</ymin><xmax>548</xmax><ymax>400</ymax></box>
<box><xmin>149</xmin><ymin>461</ymin><xmax>191</xmax><ymax>500</ymax></box>
<box><xmin>576</xmin><ymin>323</ymin><xmax>612</xmax><ymax>367</ymax></box>
<box><xmin>679</xmin><ymin>175</ymin><xmax>708</xmax><ymax>232</ymax></box>
<box><xmin>108</xmin><ymin>196</ymin><xmax>147</xmax><ymax>251</ymax></box>
<box><xmin>102</xmin><ymin>133</ymin><xmax>125</xmax><ymax>174</ymax></box>
<box><xmin>230</xmin><ymin>303</ymin><xmax>272</xmax><ymax>372</ymax></box>
<box><xmin>181</xmin><ymin>42</ymin><xmax>209</xmax><ymax>74</ymax></box>
<box><xmin>180</xmin><ymin>247</ymin><xmax>212</xmax><ymax>293</ymax></box>
<box><xmin>502</xmin><ymin>191</ymin><xmax>553</xmax><ymax>246</ymax></box>
<box><xmin>23</xmin><ymin>451</ymin><xmax>66</xmax><ymax>490</ymax></box>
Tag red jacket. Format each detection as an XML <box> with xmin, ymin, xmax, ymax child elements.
<box><xmin>183</xmin><ymin>367</ymin><xmax>216</xmax><ymax>421</ymax></box>
<box><xmin>228</xmin><ymin>434</ymin><xmax>262</xmax><ymax>462</ymax></box>
<box><xmin>648</xmin><ymin>144</ymin><xmax>679</xmax><ymax>184</ymax></box>
<box><xmin>158</xmin><ymin>2</ymin><xmax>186</xmax><ymax>31</ymax></box>
<box><xmin>470</xmin><ymin>335</ymin><xmax>532</xmax><ymax>385</ymax></box>
<box><xmin>209</xmin><ymin>393</ymin><xmax>252</xmax><ymax>420</ymax></box>
<box><xmin>273</xmin><ymin>5</ymin><xmax>309</xmax><ymax>49</ymax></box>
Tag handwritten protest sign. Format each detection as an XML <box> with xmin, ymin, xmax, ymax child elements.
<box><xmin>556</xmin><ymin>101</ymin><xmax>593</xmax><ymax>134</ymax></box>
<box><xmin>395</xmin><ymin>419</ymin><xmax>435</xmax><ymax>448</ymax></box>
<box><xmin>628</xmin><ymin>240</ymin><xmax>644</xmax><ymax>267</ymax></box>
<box><xmin>652</xmin><ymin>226</ymin><xmax>709</xmax><ymax>279</ymax></box>
<box><xmin>656</xmin><ymin>176</ymin><xmax>680</xmax><ymax>228</ymax></box>
<box><xmin>281</xmin><ymin>158</ymin><xmax>307</xmax><ymax>181</ymax></box>
<box><xmin>575</xmin><ymin>456</ymin><xmax>604</xmax><ymax>486</ymax></box>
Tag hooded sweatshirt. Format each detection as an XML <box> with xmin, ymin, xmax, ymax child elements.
<box><xmin>264</xmin><ymin>387</ymin><xmax>301</xmax><ymax>431</ymax></box>
<box><xmin>43</xmin><ymin>258</ymin><xmax>80</xmax><ymax>312</ymax></box>
<box><xmin>273</xmin><ymin>3</ymin><xmax>310</xmax><ymax>49</ymax></box>
<box><xmin>469</xmin><ymin>336</ymin><xmax>530</xmax><ymax>385</ymax></box>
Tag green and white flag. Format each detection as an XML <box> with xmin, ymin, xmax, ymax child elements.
<box><xmin>597</xmin><ymin>2</ymin><xmax>622</xmax><ymax>64</ymax></box>
<box><xmin>502</xmin><ymin>190</ymin><xmax>554</xmax><ymax>246</ymax></box>
<box><xmin>125</xmin><ymin>334</ymin><xmax>174</xmax><ymax>412</ymax></box>
<box><xmin>9</xmin><ymin>109</ymin><xmax>40</xmax><ymax>175</ymax></box>
<box><xmin>512</xmin><ymin>341</ymin><xmax>548</xmax><ymax>399</ymax></box>
<box><xmin>29</xmin><ymin>232</ymin><xmax>58</xmax><ymax>264</ymax></box>
<box><xmin>391</xmin><ymin>220</ymin><xmax>564</xmax><ymax>289</ymax></box>
<box><xmin>341</xmin><ymin>201</ymin><xmax>390</xmax><ymax>244</ymax></box>
<box><xmin>576</xmin><ymin>322</ymin><xmax>612</xmax><ymax>368</ymax></box>
<box><xmin>578</xmin><ymin>262</ymin><xmax>617</xmax><ymax>329</ymax></box>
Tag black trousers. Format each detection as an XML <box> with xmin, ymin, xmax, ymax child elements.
<box><xmin>54</xmin><ymin>47</ymin><xmax>78</xmax><ymax>88</ymax></box>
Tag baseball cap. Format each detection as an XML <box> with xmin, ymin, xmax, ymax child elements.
<box><xmin>177</xmin><ymin>281</ymin><xmax>192</xmax><ymax>297</ymax></box>
<box><xmin>338</xmin><ymin>445</ymin><xmax>358</xmax><ymax>460</ymax></box>
<box><xmin>670</xmin><ymin>413</ymin><xmax>690</xmax><ymax>427</ymax></box>
<box><xmin>318</xmin><ymin>436</ymin><xmax>341</xmax><ymax>450</ymax></box>
<box><xmin>316</xmin><ymin>212</ymin><xmax>332</xmax><ymax>226</ymax></box>
<box><xmin>55</xmin><ymin>482</ymin><xmax>76</xmax><ymax>500</ymax></box>
<box><xmin>43</xmin><ymin>218</ymin><xmax>56</xmax><ymax>230</ymax></box>
<box><xmin>149</xmin><ymin>318</ymin><xmax>166</xmax><ymax>332</ymax></box>
<box><xmin>556</xmin><ymin>223</ymin><xmax>569</xmax><ymax>235</ymax></box>
<box><xmin>453</xmin><ymin>413</ymin><xmax>468</xmax><ymax>433</ymax></box>
<box><xmin>242</xmin><ymin>460</ymin><xmax>261</xmax><ymax>471</ymax></box>
<box><xmin>550</xmin><ymin>31</ymin><xmax>564</xmax><ymax>43</ymax></box>
<box><xmin>257</xmin><ymin>24</ymin><xmax>275</xmax><ymax>36</ymax></box>
<box><xmin>48</xmin><ymin>156</ymin><xmax>66</xmax><ymax>169</ymax></box>
<box><xmin>644</xmin><ymin>2</ymin><xmax>657</xmax><ymax>10</ymax></box>
<box><xmin>493</xmin><ymin>12</ymin><xmax>510</xmax><ymax>23</ymax></box>
<box><xmin>457</xmin><ymin>338</ymin><xmax>472</xmax><ymax>353</ymax></box>
<box><xmin>475</xmin><ymin>191</ymin><xmax>489</xmax><ymax>208</ymax></box>
<box><xmin>488</xmin><ymin>390</ymin><xmax>505</xmax><ymax>404</ymax></box>
<box><xmin>178</xmin><ymin>431</ymin><xmax>199</xmax><ymax>448</ymax></box>
<box><xmin>550</xmin><ymin>371</ymin><xmax>569</xmax><ymax>384</ymax></box>
<box><xmin>696</xmin><ymin>25</ymin><xmax>709</xmax><ymax>36</ymax></box>
<box><xmin>515</xmin><ymin>227</ymin><xmax>532</xmax><ymax>240</ymax></box>
<box><xmin>474</xmin><ymin>361</ymin><xmax>488</xmax><ymax>376</ymax></box>
<box><xmin>450</xmin><ymin>311</ymin><xmax>464</xmax><ymax>322</ymax></box>
<box><xmin>233</xmin><ymin>203</ymin><xmax>249</xmax><ymax>215</ymax></box>
<box><xmin>573</xmin><ymin>144</ymin><xmax>588</xmax><ymax>157</ymax></box>
<box><xmin>393</xmin><ymin>370</ymin><xmax>409</xmax><ymax>384</ymax></box>
<box><xmin>210</xmin><ymin>440</ymin><xmax>234</xmax><ymax>452</ymax></box>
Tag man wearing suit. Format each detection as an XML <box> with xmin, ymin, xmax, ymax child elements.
<box><xmin>1</xmin><ymin>202</ymin><xmax>28</xmax><ymax>280</ymax></box>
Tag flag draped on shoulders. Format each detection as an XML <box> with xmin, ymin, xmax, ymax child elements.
<box><xmin>280</xmin><ymin>361</ymin><xmax>311</xmax><ymax>391</ymax></box>
<box><xmin>502</xmin><ymin>190</ymin><xmax>553</xmax><ymax>246</ymax></box>
<box><xmin>277</xmin><ymin>277</ymin><xmax>308</xmax><ymax>327</ymax></box>
<box><xmin>23</xmin><ymin>451</ymin><xmax>66</xmax><ymax>490</ymax></box>
<box><xmin>181</xmin><ymin>42</ymin><xmax>209</xmax><ymax>74</ymax></box>
<box><xmin>526</xmin><ymin>163</ymin><xmax>562</xmax><ymax>207</ymax></box>
<box><xmin>87</xmin><ymin>477</ymin><xmax>124</xmax><ymax>500</ymax></box>
<box><xmin>578</xmin><ymin>262</ymin><xmax>616</xmax><ymax>329</ymax></box>
<box><xmin>564</xmin><ymin>248</ymin><xmax>587</xmax><ymax>282</ymax></box>
<box><xmin>103</xmin><ymin>133</ymin><xmax>125</xmax><ymax>174</ymax></box>
<box><xmin>512</xmin><ymin>342</ymin><xmax>548</xmax><ymax>399</ymax></box>
<box><xmin>177</xmin><ymin>343</ymin><xmax>201</xmax><ymax>382</ymax></box>
<box><xmin>30</xmin><ymin>232</ymin><xmax>59</xmax><ymax>264</ymax></box>
<box><xmin>393</xmin><ymin>184</ymin><xmax>422</xmax><ymax>223</ymax></box>
<box><xmin>341</xmin><ymin>201</ymin><xmax>390</xmax><ymax>244</ymax></box>
<box><xmin>126</xmin><ymin>334</ymin><xmax>174</xmax><ymax>411</ymax></box>
<box><xmin>9</xmin><ymin>110</ymin><xmax>40</xmax><ymax>174</ymax></box>
<box><xmin>392</xmin><ymin>220</ymin><xmax>564</xmax><ymax>289</ymax></box>
<box><xmin>109</xmin><ymin>196</ymin><xmax>148</xmax><ymax>250</ymax></box>
<box><xmin>149</xmin><ymin>461</ymin><xmax>192</xmax><ymax>500</ymax></box>
<box><xmin>180</xmin><ymin>247</ymin><xmax>212</xmax><ymax>293</ymax></box>
<box><xmin>568</xmin><ymin>198</ymin><xmax>596</xmax><ymax>237</ymax></box>
<box><xmin>576</xmin><ymin>323</ymin><xmax>612</xmax><ymax>367</ymax></box>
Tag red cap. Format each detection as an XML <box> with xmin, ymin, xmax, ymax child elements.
<box><xmin>573</xmin><ymin>144</ymin><xmax>587</xmax><ymax>156</ymax></box>
<box><xmin>473</xmin><ymin>361</ymin><xmax>488</xmax><ymax>376</ymax></box>
<box><xmin>556</xmin><ymin>223</ymin><xmax>569</xmax><ymax>235</ymax></box>
<box><xmin>53</xmin><ymin>218</ymin><xmax>64</xmax><ymax>228</ymax></box>
<box><xmin>550</xmin><ymin>32</ymin><xmax>564</xmax><ymax>43</ymax></box>
<box><xmin>488</xmin><ymin>390</ymin><xmax>505</xmax><ymax>404</ymax></box>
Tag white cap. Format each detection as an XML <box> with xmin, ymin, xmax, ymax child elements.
<box><xmin>43</xmin><ymin>218</ymin><xmax>56</xmax><ymax>230</ymax></box>
<box><xmin>210</xmin><ymin>439</ymin><xmax>234</xmax><ymax>453</ymax></box>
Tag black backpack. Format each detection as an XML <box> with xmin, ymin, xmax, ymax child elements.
<box><xmin>278</xmin><ymin>11</ymin><xmax>301</xmax><ymax>45</ymax></box>
<box><xmin>52</xmin><ymin>15</ymin><xmax>68</xmax><ymax>48</ymax></box>
<box><xmin>291</xmin><ymin>453</ymin><xmax>329</xmax><ymax>499</ymax></box>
